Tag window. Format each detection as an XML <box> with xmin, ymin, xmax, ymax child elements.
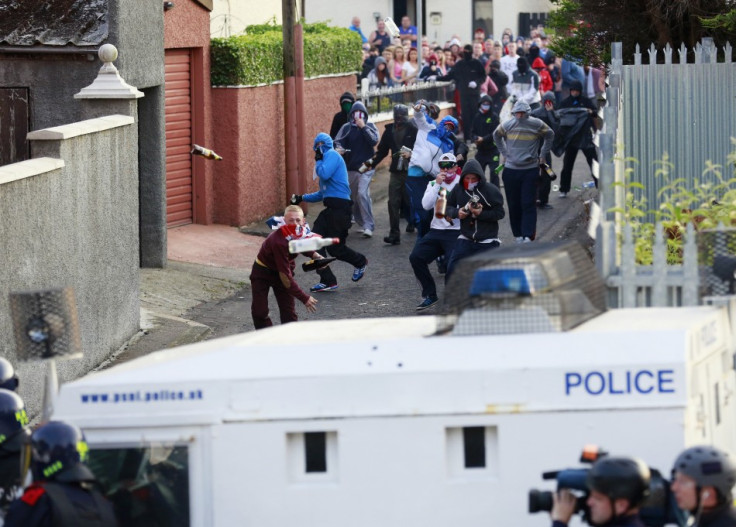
<box><xmin>88</xmin><ymin>445</ymin><xmax>190</xmax><ymax>526</ymax></box>
<box><xmin>463</xmin><ymin>426</ymin><xmax>486</xmax><ymax>468</ymax></box>
<box><xmin>287</xmin><ymin>431</ymin><xmax>338</xmax><ymax>483</ymax></box>
<box><xmin>446</xmin><ymin>425</ymin><xmax>498</xmax><ymax>479</ymax></box>
<box><xmin>305</xmin><ymin>431</ymin><xmax>327</xmax><ymax>473</ymax></box>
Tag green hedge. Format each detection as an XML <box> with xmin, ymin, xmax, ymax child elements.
<box><xmin>211</xmin><ymin>21</ymin><xmax>363</xmax><ymax>86</ymax></box>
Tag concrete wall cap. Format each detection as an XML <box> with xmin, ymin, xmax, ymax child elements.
<box><xmin>0</xmin><ymin>157</ymin><xmax>65</xmax><ymax>185</ymax></box>
<box><xmin>27</xmin><ymin>115</ymin><xmax>134</xmax><ymax>141</ymax></box>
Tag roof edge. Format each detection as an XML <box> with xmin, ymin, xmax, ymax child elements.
<box><xmin>193</xmin><ymin>0</ymin><xmax>213</xmax><ymax>11</ymax></box>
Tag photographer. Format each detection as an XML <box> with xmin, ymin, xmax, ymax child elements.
<box><xmin>670</xmin><ymin>446</ymin><xmax>736</xmax><ymax>526</ymax></box>
<box><xmin>551</xmin><ymin>457</ymin><xmax>650</xmax><ymax>527</ymax></box>
<box><xmin>444</xmin><ymin>159</ymin><xmax>505</xmax><ymax>277</ymax></box>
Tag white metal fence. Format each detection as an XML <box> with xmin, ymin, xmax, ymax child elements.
<box><xmin>596</xmin><ymin>39</ymin><xmax>736</xmax><ymax>307</ymax></box>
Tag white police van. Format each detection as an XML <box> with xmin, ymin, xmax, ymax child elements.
<box><xmin>51</xmin><ymin>243</ymin><xmax>736</xmax><ymax>526</ymax></box>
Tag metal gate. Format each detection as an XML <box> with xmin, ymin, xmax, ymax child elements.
<box><xmin>164</xmin><ymin>49</ymin><xmax>194</xmax><ymax>227</ymax></box>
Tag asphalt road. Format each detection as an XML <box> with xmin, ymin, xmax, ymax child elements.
<box><xmin>185</xmin><ymin>156</ymin><xmax>596</xmax><ymax>339</ymax></box>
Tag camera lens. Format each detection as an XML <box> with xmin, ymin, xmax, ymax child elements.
<box><xmin>528</xmin><ymin>489</ymin><xmax>554</xmax><ymax>513</ymax></box>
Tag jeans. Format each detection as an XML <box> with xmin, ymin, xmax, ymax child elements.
<box><xmin>446</xmin><ymin>238</ymin><xmax>500</xmax><ymax>278</ymax></box>
<box><xmin>409</xmin><ymin>229</ymin><xmax>459</xmax><ymax>299</ymax></box>
<box><xmin>503</xmin><ymin>166</ymin><xmax>539</xmax><ymax>239</ymax></box>
<box><xmin>406</xmin><ymin>175</ymin><xmax>433</xmax><ymax>238</ymax></box>
<box><xmin>348</xmin><ymin>169</ymin><xmax>375</xmax><ymax>232</ymax></box>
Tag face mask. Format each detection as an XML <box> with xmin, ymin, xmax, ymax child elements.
<box><xmin>463</xmin><ymin>179</ymin><xmax>479</xmax><ymax>190</ymax></box>
<box><xmin>341</xmin><ymin>102</ymin><xmax>352</xmax><ymax>113</ymax></box>
<box><xmin>480</xmin><ymin>103</ymin><xmax>491</xmax><ymax>112</ymax></box>
<box><xmin>352</xmin><ymin>111</ymin><xmax>366</xmax><ymax>123</ymax></box>
<box><xmin>444</xmin><ymin>171</ymin><xmax>457</xmax><ymax>184</ymax></box>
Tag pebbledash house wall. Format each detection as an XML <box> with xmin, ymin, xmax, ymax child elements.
<box><xmin>0</xmin><ymin>114</ymin><xmax>139</xmax><ymax>418</ymax></box>
<box><xmin>211</xmin><ymin>74</ymin><xmax>356</xmax><ymax>226</ymax></box>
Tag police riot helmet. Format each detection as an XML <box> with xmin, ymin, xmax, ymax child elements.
<box><xmin>672</xmin><ymin>446</ymin><xmax>736</xmax><ymax>502</ymax></box>
<box><xmin>393</xmin><ymin>104</ymin><xmax>409</xmax><ymax>125</ymax></box>
<box><xmin>28</xmin><ymin>420</ymin><xmax>96</xmax><ymax>483</ymax></box>
<box><xmin>0</xmin><ymin>389</ymin><xmax>31</xmax><ymax>489</ymax></box>
<box><xmin>0</xmin><ymin>358</ymin><xmax>19</xmax><ymax>392</ymax></box>
<box><xmin>587</xmin><ymin>457</ymin><xmax>651</xmax><ymax>507</ymax></box>
<box><xmin>0</xmin><ymin>388</ymin><xmax>29</xmax><ymax>451</ymax></box>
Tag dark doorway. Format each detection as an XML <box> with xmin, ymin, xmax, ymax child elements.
<box><xmin>473</xmin><ymin>0</ymin><xmax>493</xmax><ymax>40</ymax></box>
<box><xmin>0</xmin><ymin>88</ymin><xmax>30</xmax><ymax>167</ymax></box>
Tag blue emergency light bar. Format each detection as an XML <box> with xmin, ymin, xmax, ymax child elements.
<box><xmin>469</xmin><ymin>265</ymin><xmax>549</xmax><ymax>296</ymax></box>
<box><xmin>470</xmin><ymin>268</ymin><xmax>530</xmax><ymax>296</ymax></box>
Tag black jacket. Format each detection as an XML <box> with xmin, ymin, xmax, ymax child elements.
<box><xmin>373</xmin><ymin>122</ymin><xmax>418</xmax><ymax>173</ymax></box>
<box><xmin>446</xmin><ymin>159</ymin><xmax>505</xmax><ymax>241</ymax></box>
<box><xmin>5</xmin><ymin>481</ymin><xmax>117</xmax><ymax>527</ymax></box>
<box><xmin>438</xmin><ymin>58</ymin><xmax>487</xmax><ymax>95</ymax></box>
<box><xmin>556</xmin><ymin>93</ymin><xmax>597</xmax><ymax>150</ymax></box>
<box><xmin>471</xmin><ymin>95</ymin><xmax>500</xmax><ymax>156</ymax></box>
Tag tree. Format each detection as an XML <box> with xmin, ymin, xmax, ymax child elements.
<box><xmin>547</xmin><ymin>0</ymin><xmax>736</xmax><ymax>65</ymax></box>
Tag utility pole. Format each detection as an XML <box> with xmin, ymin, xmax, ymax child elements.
<box><xmin>282</xmin><ymin>0</ymin><xmax>307</xmax><ymax>205</ymax></box>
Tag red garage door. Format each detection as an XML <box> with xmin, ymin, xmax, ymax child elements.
<box><xmin>165</xmin><ymin>49</ymin><xmax>193</xmax><ymax>227</ymax></box>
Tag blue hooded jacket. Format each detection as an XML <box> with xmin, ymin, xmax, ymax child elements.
<box><xmin>303</xmin><ymin>133</ymin><xmax>352</xmax><ymax>203</ymax></box>
<box><xmin>408</xmin><ymin>110</ymin><xmax>459</xmax><ymax>176</ymax></box>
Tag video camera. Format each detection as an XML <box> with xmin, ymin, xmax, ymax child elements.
<box><xmin>528</xmin><ymin>446</ymin><xmax>686</xmax><ymax>527</ymax></box>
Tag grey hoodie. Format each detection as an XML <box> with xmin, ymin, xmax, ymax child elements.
<box><xmin>493</xmin><ymin>101</ymin><xmax>554</xmax><ymax>170</ymax></box>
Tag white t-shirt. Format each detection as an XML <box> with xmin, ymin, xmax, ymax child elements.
<box><xmin>402</xmin><ymin>61</ymin><xmax>419</xmax><ymax>84</ymax></box>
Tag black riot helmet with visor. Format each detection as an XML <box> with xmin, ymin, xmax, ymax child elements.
<box><xmin>22</xmin><ymin>420</ymin><xmax>96</xmax><ymax>484</ymax></box>
<box><xmin>0</xmin><ymin>388</ymin><xmax>30</xmax><ymax>491</ymax></box>
<box><xmin>0</xmin><ymin>358</ymin><xmax>19</xmax><ymax>392</ymax></box>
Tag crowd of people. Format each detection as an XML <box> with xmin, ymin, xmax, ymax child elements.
<box><xmin>248</xmin><ymin>19</ymin><xmax>610</xmax><ymax>326</ymax></box>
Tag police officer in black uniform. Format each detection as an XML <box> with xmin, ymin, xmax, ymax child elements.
<box><xmin>5</xmin><ymin>420</ymin><xmax>116</xmax><ymax>527</ymax></box>
<box><xmin>0</xmin><ymin>358</ymin><xmax>19</xmax><ymax>392</ymax></box>
<box><xmin>0</xmin><ymin>389</ymin><xmax>31</xmax><ymax>520</ymax></box>
<box><xmin>671</xmin><ymin>446</ymin><xmax>736</xmax><ymax>527</ymax></box>
<box><xmin>552</xmin><ymin>456</ymin><xmax>650</xmax><ymax>527</ymax></box>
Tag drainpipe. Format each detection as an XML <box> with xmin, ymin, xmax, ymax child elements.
<box><xmin>282</xmin><ymin>0</ymin><xmax>301</xmax><ymax>207</ymax></box>
<box><xmin>294</xmin><ymin>23</ymin><xmax>308</xmax><ymax>205</ymax></box>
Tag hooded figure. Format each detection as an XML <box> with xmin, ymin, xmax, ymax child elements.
<box><xmin>444</xmin><ymin>158</ymin><xmax>505</xmax><ymax>275</ymax></box>
<box><xmin>555</xmin><ymin>79</ymin><xmax>599</xmax><ymax>195</ymax></box>
<box><xmin>294</xmin><ymin>132</ymin><xmax>368</xmax><ymax>292</ymax></box>
<box><xmin>368</xmin><ymin>56</ymin><xmax>391</xmax><ymax>89</ymax></box>
<box><xmin>407</xmin><ymin>105</ymin><xmax>460</xmax><ymax>237</ymax></box>
<box><xmin>419</xmin><ymin>53</ymin><xmax>441</xmax><ymax>81</ymax></box>
<box><xmin>470</xmin><ymin>93</ymin><xmax>501</xmax><ymax>185</ymax></box>
<box><xmin>334</xmin><ymin>101</ymin><xmax>379</xmax><ymax>171</ymax></box>
<box><xmin>509</xmin><ymin>57</ymin><xmax>541</xmax><ymax>107</ymax></box>
<box><xmin>330</xmin><ymin>91</ymin><xmax>355</xmax><ymax>138</ymax></box>
<box><xmin>410</xmin><ymin>108</ymin><xmax>459</xmax><ymax>176</ymax></box>
<box><xmin>437</xmin><ymin>44</ymin><xmax>487</xmax><ymax>137</ymax></box>
<box><xmin>493</xmin><ymin>99</ymin><xmax>554</xmax><ymax>241</ymax></box>
<box><xmin>532</xmin><ymin>56</ymin><xmax>553</xmax><ymax>93</ymax></box>
<box><xmin>373</xmin><ymin>104</ymin><xmax>418</xmax><ymax>244</ymax></box>
<box><xmin>334</xmin><ymin>101</ymin><xmax>380</xmax><ymax>237</ymax></box>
